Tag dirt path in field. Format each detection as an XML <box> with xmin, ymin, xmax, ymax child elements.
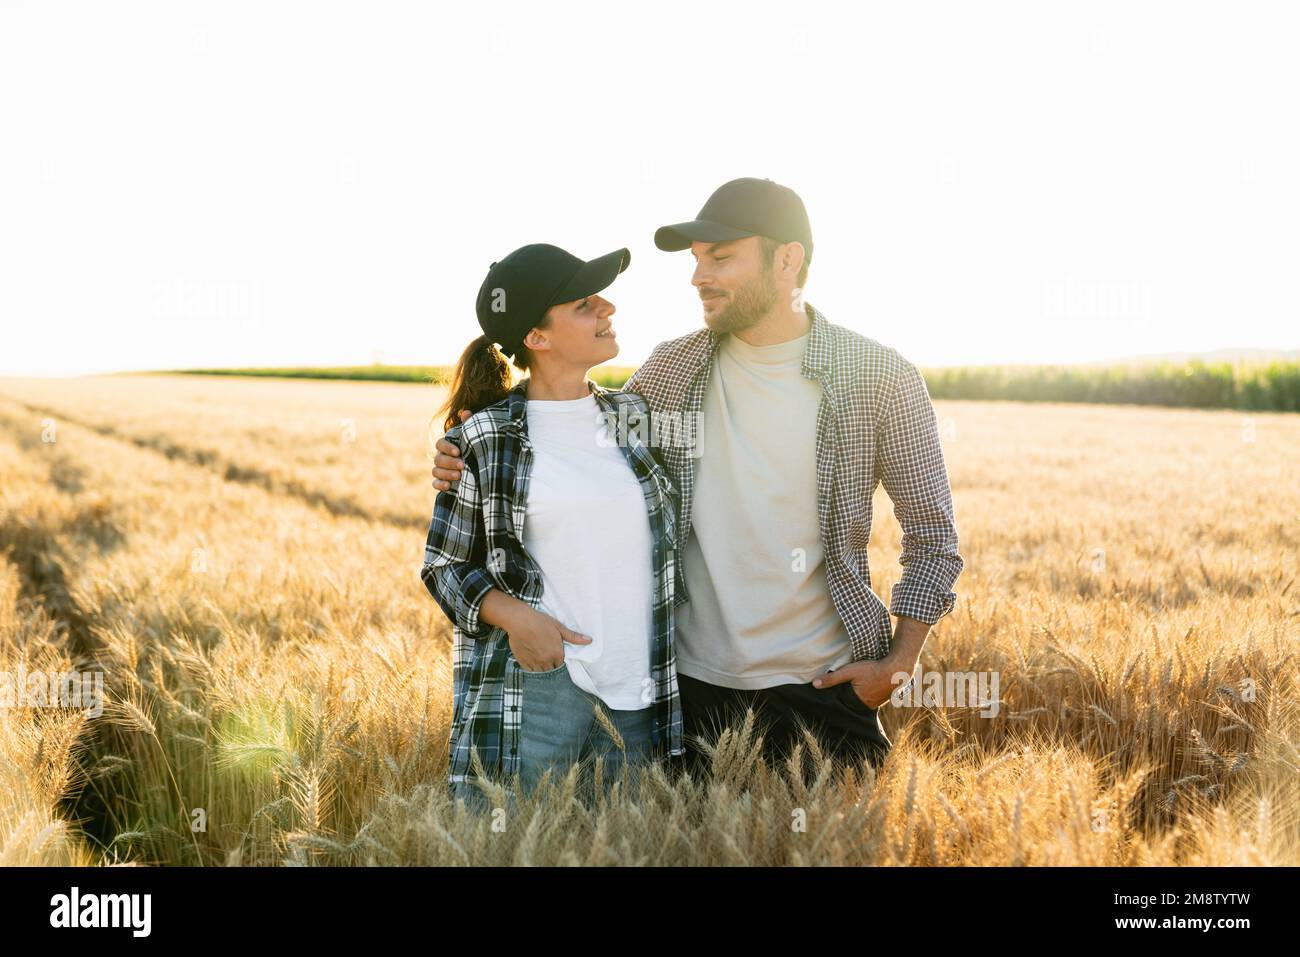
<box><xmin>2</xmin><ymin>396</ymin><xmax>411</xmax><ymax>861</ymax></box>
<box><xmin>0</xmin><ymin>392</ymin><xmax>425</xmax><ymax>531</ymax></box>
<box><xmin>0</xmin><ymin>410</ymin><xmax>139</xmax><ymax>856</ymax></box>
<box><xmin>0</xmin><ymin>412</ymin><xmax>107</xmax><ymax>660</ymax></box>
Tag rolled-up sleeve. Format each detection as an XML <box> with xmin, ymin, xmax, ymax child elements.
<box><xmin>876</xmin><ymin>359</ymin><xmax>964</xmax><ymax>624</ymax></box>
<box><xmin>419</xmin><ymin>433</ymin><xmax>497</xmax><ymax>638</ymax></box>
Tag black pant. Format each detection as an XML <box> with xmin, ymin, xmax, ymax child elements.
<box><xmin>671</xmin><ymin>672</ymin><xmax>892</xmax><ymax>784</ymax></box>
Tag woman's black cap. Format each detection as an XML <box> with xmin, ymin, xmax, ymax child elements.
<box><xmin>475</xmin><ymin>244</ymin><xmax>631</xmax><ymax>358</ymax></box>
<box><xmin>654</xmin><ymin>177</ymin><xmax>813</xmax><ymax>265</ymax></box>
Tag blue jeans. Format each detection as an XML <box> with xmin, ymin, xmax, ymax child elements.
<box><xmin>451</xmin><ymin>662</ymin><xmax>656</xmax><ymax>813</ymax></box>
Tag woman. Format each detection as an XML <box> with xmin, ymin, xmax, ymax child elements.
<box><xmin>420</xmin><ymin>242</ymin><xmax>683</xmax><ymax>811</ymax></box>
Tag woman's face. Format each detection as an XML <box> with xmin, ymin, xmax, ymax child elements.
<box><xmin>523</xmin><ymin>292</ymin><xmax>620</xmax><ymax>367</ymax></box>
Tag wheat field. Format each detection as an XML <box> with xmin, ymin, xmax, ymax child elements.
<box><xmin>0</xmin><ymin>373</ymin><xmax>1295</xmax><ymax>866</ymax></box>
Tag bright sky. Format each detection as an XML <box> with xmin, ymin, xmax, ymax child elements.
<box><xmin>2</xmin><ymin>1</ymin><xmax>1296</xmax><ymax>376</ymax></box>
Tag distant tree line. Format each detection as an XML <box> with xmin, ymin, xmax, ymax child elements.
<box><xmin>919</xmin><ymin>360</ymin><xmax>1300</xmax><ymax>411</ymax></box>
<box><xmin>164</xmin><ymin>359</ymin><xmax>1300</xmax><ymax>412</ymax></box>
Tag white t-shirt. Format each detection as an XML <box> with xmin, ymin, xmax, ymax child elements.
<box><xmin>520</xmin><ymin>392</ymin><xmax>655</xmax><ymax>711</ymax></box>
<box><xmin>676</xmin><ymin>331</ymin><xmax>855</xmax><ymax>689</ymax></box>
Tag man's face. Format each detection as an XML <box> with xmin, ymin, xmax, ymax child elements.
<box><xmin>690</xmin><ymin>236</ymin><xmax>779</xmax><ymax>335</ymax></box>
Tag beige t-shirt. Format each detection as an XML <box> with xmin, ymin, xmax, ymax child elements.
<box><xmin>675</xmin><ymin>330</ymin><xmax>855</xmax><ymax>689</ymax></box>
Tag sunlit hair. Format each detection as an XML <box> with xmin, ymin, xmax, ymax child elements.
<box><xmin>434</xmin><ymin>312</ymin><xmax>551</xmax><ymax>433</ymax></box>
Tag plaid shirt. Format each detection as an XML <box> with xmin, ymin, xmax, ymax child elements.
<box><xmin>624</xmin><ymin>302</ymin><xmax>963</xmax><ymax>662</ymax></box>
<box><xmin>420</xmin><ymin>378</ymin><xmax>684</xmax><ymax>788</ymax></box>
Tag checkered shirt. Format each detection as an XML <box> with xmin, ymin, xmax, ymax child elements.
<box><xmin>624</xmin><ymin>302</ymin><xmax>964</xmax><ymax>662</ymax></box>
<box><xmin>420</xmin><ymin>378</ymin><xmax>684</xmax><ymax>788</ymax></box>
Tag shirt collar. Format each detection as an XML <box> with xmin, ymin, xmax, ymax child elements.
<box><xmin>800</xmin><ymin>303</ymin><xmax>834</xmax><ymax>383</ymax></box>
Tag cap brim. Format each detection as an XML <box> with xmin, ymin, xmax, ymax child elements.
<box><xmin>550</xmin><ymin>247</ymin><xmax>631</xmax><ymax>304</ymax></box>
<box><xmin>654</xmin><ymin>220</ymin><xmax>755</xmax><ymax>251</ymax></box>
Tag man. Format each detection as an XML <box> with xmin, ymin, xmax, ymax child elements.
<box><xmin>432</xmin><ymin>177</ymin><xmax>964</xmax><ymax>781</ymax></box>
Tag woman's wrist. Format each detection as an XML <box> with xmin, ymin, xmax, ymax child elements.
<box><xmin>479</xmin><ymin>588</ymin><xmax>529</xmax><ymax>632</ymax></box>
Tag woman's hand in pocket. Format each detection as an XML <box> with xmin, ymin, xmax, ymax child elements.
<box><xmin>503</xmin><ymin>604</ymin><xmax>592</xmax><ymax>672</ymax></box>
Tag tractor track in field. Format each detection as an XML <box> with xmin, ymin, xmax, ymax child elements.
<box><xmin>0</xmin><ymin>410</ymin><xmax>142</xmax><ymax>856</ymax></box>
<box><xmin>0</xmin><ymin>524</ymin><xmax>124</xmax><ymax>856</ymax></box>
<box><xmin>0</xmin><ymin>395</ymin><xmax>422</xmax><ymax>861</ymax></box>
<box><xmin>0</xmin><ymin>393</ymin><xmax>427</xmax><ymax>532</ymax></box>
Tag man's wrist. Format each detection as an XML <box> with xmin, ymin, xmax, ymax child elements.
<box><xmin>886</xmin><ymin>615</ymin><xmax>930</xmax><ymax>669</ymax></box>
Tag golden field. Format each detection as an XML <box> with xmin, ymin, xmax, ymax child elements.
<box><xmin>0</xmin><ymin>373</ymin><xmax>1296</xmax><ymax>866</ymax></box>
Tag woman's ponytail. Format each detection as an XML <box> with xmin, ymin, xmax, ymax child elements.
<box><xmin>436</xmin><ymin>335</ymin><xmax>514</xmax><ymax>433</ymax></box>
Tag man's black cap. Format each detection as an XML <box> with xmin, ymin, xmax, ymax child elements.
<box><xmin>475</xmin><ymin>243</ymin><xmax>631</xmax><ymax>358</ymax></box>
<box><xmin>654</xmin><ymin>177</ymin><xmax>813</xmax><ymax>265</ymax></box>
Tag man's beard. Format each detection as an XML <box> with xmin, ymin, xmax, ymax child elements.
<box><xmin>703</xmin><ymin>264</ymin><xmax>780</xmax><ymax>335</ymax></box>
